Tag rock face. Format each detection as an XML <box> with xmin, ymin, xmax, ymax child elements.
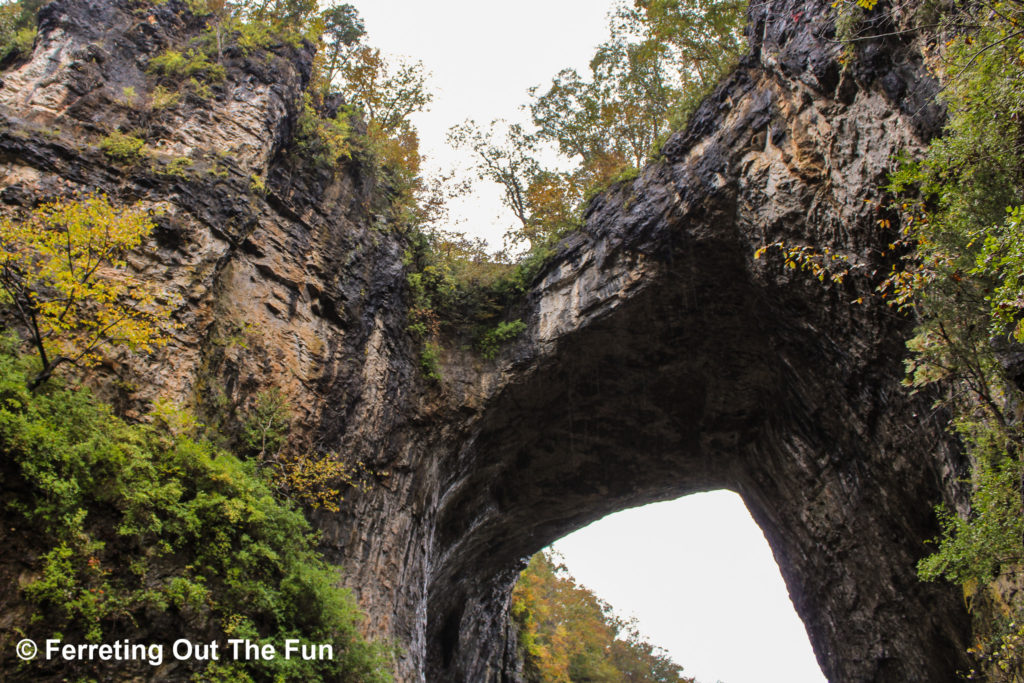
<box><xmin>0</xmin><ymin>0</ymin><xmax>972</xmax><ymax>681</ymax></box>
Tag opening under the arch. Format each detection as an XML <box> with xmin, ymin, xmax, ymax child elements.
<box><xmin>547</xmin><ymin>490</ymin><xmax>827</xmax><ymax>683</ymax></box>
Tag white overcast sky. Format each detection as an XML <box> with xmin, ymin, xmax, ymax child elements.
<box><xmin>345</xmin><ymin>2</ymin><xmax>826</xmax><ymax>681</ymax></box>
<box><xmin>348</xmin><ymin>0</ymin><xmax>617</xmax><ymax>246</ymax></box>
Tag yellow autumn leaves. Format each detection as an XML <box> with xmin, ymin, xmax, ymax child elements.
<box><xmin>0</xmin><ymin>194</ymin><xmax>178</xmax><ymax>382</ymax></box>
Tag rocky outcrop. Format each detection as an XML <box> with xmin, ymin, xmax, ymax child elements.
<box><xmin>0</xmin><ymin>0</ymin><xmax>971</xmax><ymax>681</ymax></box>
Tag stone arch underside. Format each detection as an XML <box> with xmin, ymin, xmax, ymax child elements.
<box><xmin>429</xmin><ymin>244</ymin><xmax>968</xmax><ymax>681</ymax></box>
<box><xmin>420</xmin><ymin>0</ymin><xmax>972</xmax><ymax>679</ymax></box>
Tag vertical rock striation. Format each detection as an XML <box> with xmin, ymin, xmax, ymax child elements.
<box><xmin>0</xmin><ymin>0</ymin><xmax>972</xmax><ymax>681</ymax></box>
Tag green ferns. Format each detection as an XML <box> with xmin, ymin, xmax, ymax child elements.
<box><xmin>0</xmin><ymin>343</ymin><xmax>392</xmax><ymax>681</ymax></box>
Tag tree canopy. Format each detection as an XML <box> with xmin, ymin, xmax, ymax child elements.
<box><xmin>0</xmin><ymin>195</ymin><xmax>177</xmax><ymax>387</ymax></box>
<box><xmin>450</xmin><ymin>0</ymin><xmax>746</xmax><ymax>255</ymax></box>
<box><xmin>512</xmin><ymin>551</ymin><xmax>694</xmax><ymax>683</ymax></box>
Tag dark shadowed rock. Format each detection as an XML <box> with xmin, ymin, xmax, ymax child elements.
<box><xmin>0</xmin><ymin>0</ymin><xmax>971</xmax><ymax>681</ymax></box>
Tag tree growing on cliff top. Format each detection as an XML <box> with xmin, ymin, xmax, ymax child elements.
<box><xmin>0</xmin><ymin>0</ymin><xmax>41</xmax><ymax>62</ymax></box>
<box><xmin>0</xmin><ymin>195</ymin><xmax>177</xmax><ymax>387</ymax></box>
<box><xmin>447</xmin><ymin>0</ymin><xmax>746</xmax><ymax>258</ymax></box>
<box><xmin>318</xmin><ymin>2</ymin><xmax>366</xmax><ymax>86</ymax></box>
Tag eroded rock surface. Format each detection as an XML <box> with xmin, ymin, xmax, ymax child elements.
<box><xmin>0</xmin><ymin>0</ymin><xmax>971</xmax><ymax>680</ymax></box>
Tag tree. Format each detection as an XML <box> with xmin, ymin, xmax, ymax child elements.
<box><xmin>238</xmin><ymin>0</ymin><xmax>318</xmax><ymax>32</ymax></box>
<box><xmin>529</xmin><ymin>0</ymin><xmax>745</xmax><ymax>177</ymax></box>
<box><xmin>189</xmin><ymin>0</ymin><xmax>233</xmax><ymax>62</ymax></box>
<box><xmin>447</xmin><ymin>119</ymin><xmax>541</xmax><ymax>232</ymax></box>
<box><xmin>0</xmin><ymin>0</ymin><xmax>43</xmax><ymax>62</ymax></box>
<box><xmin>241</xmin><ymin>387</ymin><xmax>292</xmax><ymax>459</ymax></box>
<box><xmin>636</xmin><ymin>0</ymin><xmax>746</xmax><ymax>91</ymax></box>
<box><xmin>0</xmin><ymin>195</ymin><xmax>176</xmax><ymax>387</ymax></box>
<box><xmin>446</xmin><ymin>0</ymin><xmax>747</xmax><ymax>260</ymax></box>
<box><xmin>530</xmin><ymin>12</ymin><xmax>676</xmax><ymax>174</ymax></box>
<box><xmin>319</xmin><ymin>3</ymin><xmax>366</xmax><ymax>86</ymax></box>
<box><xmin>512</xmin><ymin>551</ymin><xmax>693</xmax><ymax>683</ymax></box>
<box><xmin>339</xmin><ymin>45</ymin><xmax>432</xmax><ymax>137</ymax></box>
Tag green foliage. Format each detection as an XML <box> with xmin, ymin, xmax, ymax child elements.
<box><xmin>250</xmin><ymin>172</ymin><xmax>267</xmax><ymax>194</ymax></box>
<box><xmin>318</xmin><ymin>3</ymin><xmax>365</xmax><ymax>86</ymax></box>
<box><xmin>232</xmin><ymin>0</ymin><xmax>319</xmax><ymax>37</ymax></box>
<box><xmin>299</xmin><ymin>5</ymin><xmax>430</xmax><ymax>189</ymax></box>
<box><xmin>401</xmin><ymin>224</ymin><xmax>557</xmax><ymax>372</ymax></box>
<box><xmin>512</xmin><ymin>551</ymin><xmax>693</xmax><ymax>683</ymax></box>
<box><xmin>119</xmin><ymin>86</ymin><xmax>138</xmax><ymax>108</ymax></box>
<box><xmin>0</xmin><ymin>0</ymin><xmax>41</xmax><ymax>63</ymax></box>
<box><xmin>437</xmin><ymin>0</ymin><xmax>746</xmax><ymax>309</ymax></box>
<box><xmin>337</xmin><ymin>46</ymin><xmax>431</xmax><ymax>139</ymax></box>
<box><xmin>477</xmin><ymin>320</ymin><xmax>527</xmax><ymax>359</ymax></box>
<box><xmin>419</xmin><ymin>342</ymin><xmax>442</xmax><ymax>382</ymax></box>
<box><xmin>638</xmin><ymin>0</ymin><xmax>747</xmax><ymax>87</ymax></box>
<box><xmin>156</xmin><ymin>155</ymin><xmax>194</xmax><ymax>178</ymax></box>
<box><xmin>241</xmin><ymin>387</ymin><xmax>291</xmax><ymax>459</ymax></box>
<box><xmin>149</xmin><ymin>84</ymin><xmax>182</xmax><ymax>110</ymax></box>
<box><xmin>99</xmin><ymin>131</ymin><xmax>147</xmax><ymax>162</ymax></box>
<box><xmin>480</xmin><ymin>0</ymin><xmax>744</xmax><ymax>247</ymax></box>
<box><xmin>187</xmin><ymin>0</ymin><xmax>320</xmax><ymax>58</ymax></box>
<box><xmin>919</xmin><ymin>456</ymin><xmax>1023</xmax><ymax>586</ymax></box>
<box><xmin>402</xmin><ymin>226</ymin><xmax>547</xmax><ymax>359</ymax></box>
<box><xmin>339</xmin><ymin>46</ymin><xmax>432</xmax><ymax>215</ymax></box>
<box><xmin>148</xmin><ymin>48</ymin><xmax>226</xmax><ymax>83</ymax></box>
<box><xmin>972</xmin><ymin>205</ymin><xmax>1024</xmax><ymax>341</ymax></box>
<box><xmin>447</xmin><ymin>120</ymin><xmax>550</xmax><ymax>241</ymax></box>
<box><xmin>5</xmin><ymin>23</ymin><xmax>32</xmax><ymax>57</ymax></box>
<box><xmin>875</xmin><ymin>1</ymin><xmax>1024</xmax><ymax>678</ymax></box>
<box><xmin>0</xmin><ymin>341</ymin><xmax>392</xmax><ymax>680</ymax></box>
<box><xmin>294</xmin><ymin>92</ymin><xmax>353</xmax><ymax>169</ymax></box>
<box><xmin>148</xmin><ymin>0</ymin><xmax>322</xmax><ymax>101</ymax></box>
<box><xmin>239</xmin><ymin>388</ymin><xmax>374</xmax><ymax>512</ymax></box>
<box><xmin>882</xmin><ymin>0</ymin><xmax>1024</xmax><ymax>415</ymax></box>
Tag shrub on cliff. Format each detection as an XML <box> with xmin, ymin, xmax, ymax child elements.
<box><xmin>0</xmin><ymin>339</ymin><xmax>393</xmax><ymax>681</ymax></box>
<box><xmin>868</xmin><ymin>0</ymin><xmax>1024</xmax><ymax>677</ymax></box>
<box><xmin>0</xmin><ymin>195</ymin><xmax>176</xmax><ymax>388</ymax></box>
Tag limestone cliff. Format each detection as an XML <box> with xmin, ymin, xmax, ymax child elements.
<box><xmin>0</xmin><ymin>0</ymin><xmax>973</xmax><ymax>681</ymax></box>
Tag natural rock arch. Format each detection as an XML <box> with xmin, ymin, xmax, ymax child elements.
<box><xmin>413</xmin><ymin>0</ymin><xmax>972</xmax><ymax>678</ymax></box>
<box><xmin>0</xmin><ymin>0</ymin><xmax>974</xmax><ymax>680</ymax></box>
